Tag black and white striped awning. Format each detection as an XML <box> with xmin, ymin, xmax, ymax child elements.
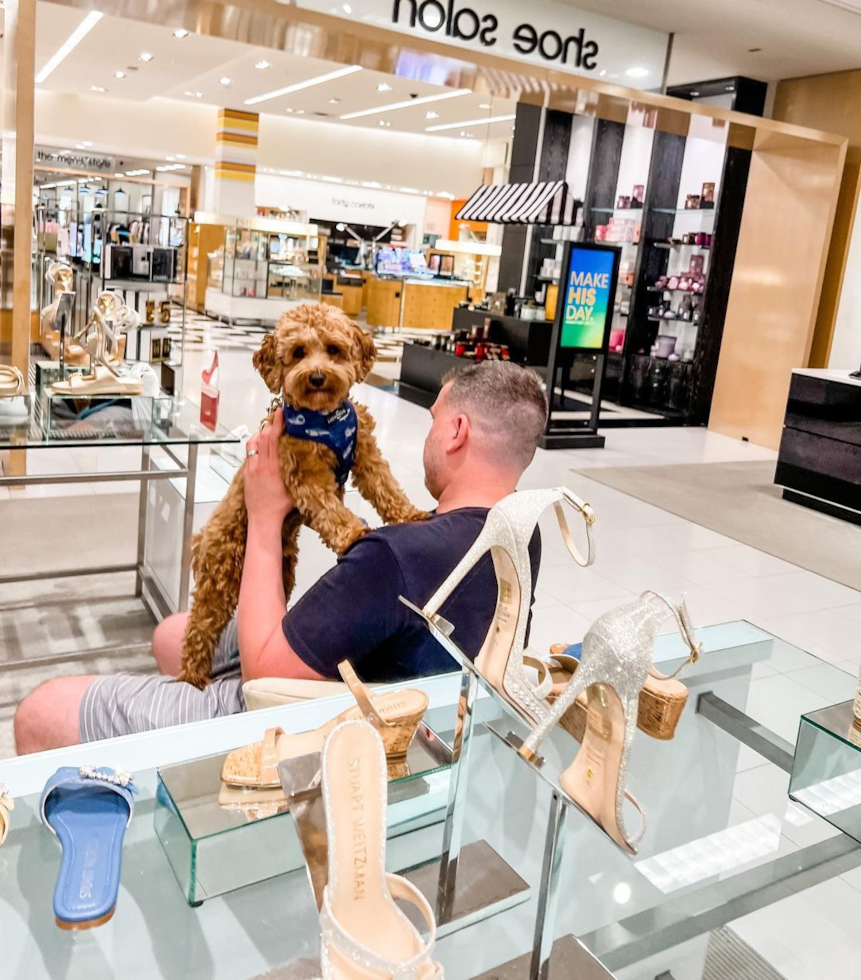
<box><xmin>456</xmin><ymin>181</ymin><xmax>577</xmax><ymax>226</ymax></box>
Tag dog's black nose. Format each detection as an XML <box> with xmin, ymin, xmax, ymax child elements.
<box><xmin>309</xmin><ymin>373</ymin><xmax>326</xmax><ymax>388</ymax></box>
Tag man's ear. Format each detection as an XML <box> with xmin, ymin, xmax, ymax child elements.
<box><xmin>447</xmin><ymin>413</ymin><xmax>470</xmax><ymax>454</ymax></box>
<box><xmin>351</xmin><ymin>322</ymin><xmax>376</xmax><ymax>383</ymax></box>
<box><xmin>252</xmin><ymin>333</ymin><xmax>282</xmax><ymax>394</ymax></box>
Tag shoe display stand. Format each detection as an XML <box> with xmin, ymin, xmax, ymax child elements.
<box><xmin>155</xmin><ymin>721</ymin><xmax>454</xmax><ymax>906</ymax></box>
<box><xmin>3</xmin><ymin>629</ymin><xmax>861</xmax><ymax>979</ymax></box>
<box><xmin>0</xmin><ymin>396</ymin><xmax>239</xmax><ymax>668</ymax></box>
<box><xmin>451</xmin><ymin>626</ymin><xmax>861</xmax><ymax>980</ymax></box>
<box><xmin>34</xmin><ymin>207</ymin><xmax>191</xmax><ymax>372</ymax></box>
<box><xmin>276</xmin><ymin>662</ymin><xmax>533</xmax><ymax>961</ymax></box>
<box><xmin>789</xmin><ymin>700</ymin><xmax>861</xmax><ymax>842</ymax></box>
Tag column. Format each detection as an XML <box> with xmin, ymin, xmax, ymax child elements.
<box><xmin>213</xmin><ymin>108</ymin><xmax>259</xmax><ymax>217</ymax></box>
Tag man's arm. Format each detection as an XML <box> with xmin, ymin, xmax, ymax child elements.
<box><xmin>237</xmin><ymin>409</ymin><xmax>325</xmax><ymax>683</ymax></box>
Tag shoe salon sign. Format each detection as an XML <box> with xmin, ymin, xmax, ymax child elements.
<box><xmin>286</xmin><ymin>0</ymin><xmax>668</xmax><ymax>87</ymax></box>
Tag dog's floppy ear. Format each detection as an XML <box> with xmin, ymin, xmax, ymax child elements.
<box><xmin>351</xmin><ymin>322</ymin><xmax>376</xmax><ymax>383</ymax></box>
<box><xmin>253</xmin><ymin>333</ymin><xmax>283</xmax><ymax>394</ymax></box>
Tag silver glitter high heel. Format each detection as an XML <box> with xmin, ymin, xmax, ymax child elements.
<box><xmin>319</xmin><ymin>720</ymin><xmax>443</xmax><ymax>979</ymax></box>
<box><xmin>518</xmin><ymin>592</ymin><xmax>699</xmax><ymax>854</ymax></box>
<box><xmin>401</xmin><ymin>488</ymin><xmax>595</xmax><ymax>725</ymax></box>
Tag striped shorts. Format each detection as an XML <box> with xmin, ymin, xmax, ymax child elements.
<box><xmin>79</xmin><ymin>617</ymin><xmax>246</xmax><ymax>743</ymax></box>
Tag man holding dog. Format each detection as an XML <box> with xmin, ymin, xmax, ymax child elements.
<box><xmin>15</xmin><ymin>360</ymin><xmax>548</xmax><ymax>752</ymax></box>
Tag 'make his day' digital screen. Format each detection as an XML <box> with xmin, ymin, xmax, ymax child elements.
<box><xmin>560</xmin><ymin>246</ymin><xmax>615</xmax><ymax>349</ymax></box>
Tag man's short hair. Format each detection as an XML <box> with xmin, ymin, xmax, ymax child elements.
<box><xmin>441</xmin><ymin>361</ymin><xmax>548</xmax><ymax>469</ymax></box>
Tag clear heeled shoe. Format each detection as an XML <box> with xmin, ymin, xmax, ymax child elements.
<box><xmin>518</xmin><ymin>592</ymin><xmax>702</xmax><ymax>854</ymax></box>
<box><xmin>400</xmin><ymin>487</ymin><xmax>596</xmax><ymax>725</ymax></box>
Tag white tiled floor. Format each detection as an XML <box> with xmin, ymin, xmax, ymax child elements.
<box><xmin>5</xmin><ymin>336</ymin><xmax>861</xmax><ymax>980</ymax></box>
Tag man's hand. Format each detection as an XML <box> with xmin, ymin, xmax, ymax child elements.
<box><xmin>244</xmin><ymin>407</ymin><xmax>295</xmax><ymax>526</ymax></box>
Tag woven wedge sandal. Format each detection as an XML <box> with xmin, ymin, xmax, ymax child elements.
<box><xmin>220</xmin><ymin>661</ymin><xmax>428</xmax><ymax>793</ymax></box>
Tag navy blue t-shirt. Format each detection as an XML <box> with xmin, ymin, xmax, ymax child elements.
<box><xmin>283</xmin><ymin>507</ymin><xmax>541</xmax><ymax>682</ymax></box>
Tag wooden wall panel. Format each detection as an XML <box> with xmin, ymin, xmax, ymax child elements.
<box><xmin>708</xmin><ymin>132</ymin><xmax>846</xmax><ymax>449</ymax></box>
<box><xmin>773</xmin><ymin>72</ymin><xmax>861</xmax><ymax>367</ymax></box>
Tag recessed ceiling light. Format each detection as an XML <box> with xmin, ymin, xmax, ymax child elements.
<box><xmin>220</xmin><ymin>77</ymin><xmax>232</xmax><ymax>86</ymax></box>
<box><xmin>90</xmin><ymin>85</ymin><xmax>106</xmax><ymax>92</ymax></box>
<box><xmin>296</xmin><ymin>109</ymin><xmax>305</xmax><ymax>114</ymax></box>
<box><xmin>36</xmin><ymin>11</ymin><xmax>103</xmax><ymax>83</ymax></box>
<box><xmin>173</xmin><ymin>28</ymin><xmax>189</xmax><ymax>38</ymax></box>
<box><xmin>329</xmin><ymin>98</ymin><xmax>341</xmax><ymax>104</ymax></box>
<box><xmin>75</xmin><ymin>143</ymin><xmax>86</xmax><ymax>149</ymax></box>
<box><xmin>81</xmin><ymin>141</ymin><xmax>92</xmax><ymax>147</ymax></box>
<box><xmin>377</xmin><ymin>83</ymin><xmax>392</xmax><ymax>92</ymax></box>
<box><xmin>478</xmin><ymin>103</ymin><xmax>491</xmax><ymax>109</ymax></box>
<box><xmin>726</xmin><ymin>85</ymin><xmax>735</xmax><ymax>92</ymax></box>
<box><xmin>184</xmin><ymin>90</ymin><xmax>203</xmax><ymax>98</ymax></box>
<box><xmin>690</xmin><ymin>90</ymin><xmax>700</xmax><ymax>97</ymax></box>
<box><xmin>139</xmin><ymin>52</ymin><xmax>153</xmax><ymax>62</ymax></box>
<box><xmin>114</xmin><ymin>71</ymin><xmax>126</xmax><ymax>79</ymax></box>
<box><xmin>426</xmin><ymin>113</ymin><xmax>516</xmax><ymax>133</ymax></box>
<box><xmin>175</xmin><ymin>153</ymin><xmax>186</xmax><ymax>159</ymax></box>
<box><xmin>245</xmin><ymin>64</ymin><xmax>362</xmax><ymax>106</ymax></box>
<box><xmin>341</xmin><ymin>88</ymin><xmax>470</xmax><ymax>120</ymax></box>
<box><xmin>625</xmin><ymin>67</ymin><xmax>649</xmax><ymax>78</ymax></box>
<box><xmin>379</xmin><ymin>120</ymin><xmax>391</xmax><ymax>127</ymax></box>
<box><xmin>166</xmin><ymin>155</ymin><xmax>175</xmax><ymax>161</ymax></box>
<box><xmin>425</xmin><ymin>111</ymin><xmax>439</xmax><ymax>119</ymax></box>
<box><xmin>343</xmin><ymin>2</ymin><xmax>352</xmax><ymax>11</ymax></box>
<box><xmin>285</xmin><ymin>107</ymin><xmax>294</xmax><ymax>113</ymax></box>
<box><xmin>598</xmin><ymin>69</ymin><xmax>606</xmax><ymax>77</ymax></box>
<box><xmin>255</xmin><ymin>60</ymin><xmax>271</xmax><ymax>70</ymax></box>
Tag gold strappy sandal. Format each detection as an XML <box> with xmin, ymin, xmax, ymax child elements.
<box><xmin>0</xmin><ymin>785</ymin><xmax>14</xmax><ymax>847</ymax></box>
<box><xmin>220</xmin><ymin>662</ymin><xmax>427</xmax><ymax>803</ymax></box>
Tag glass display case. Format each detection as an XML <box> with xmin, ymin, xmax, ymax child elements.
<box><xmin>204</xmin><ymin>218</ymin><xmax>322</xmax><ymax>323</ymax></box>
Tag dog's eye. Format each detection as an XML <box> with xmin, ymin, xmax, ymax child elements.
<box><xmin>326</xmin><ymin>345</ymin><xmax>341</xmax><ymax>357</ymax></box>
<box><xmin>293</xmin><ymin>346</ymin><xmax>305</xmax><ymax>359</ymax></box>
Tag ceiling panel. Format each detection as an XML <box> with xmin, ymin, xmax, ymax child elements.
<box><xmin>30</xmin><ymin>1</ymin><xmax>514</xmax><ymax>145</ymax></box>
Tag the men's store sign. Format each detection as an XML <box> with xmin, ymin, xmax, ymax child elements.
<box><xmin>36</xmin><ymin>147</ymin><xmax>115</xmax><ymax>171</ymax></box>
<box><xmin>289</xmin><ymin>0</ymin><xmax>668</xmax><ymax>87</ymax></box>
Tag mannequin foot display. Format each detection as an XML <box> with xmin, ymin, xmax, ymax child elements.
<box><xmin>320</xmin><ymin>720</ymin><xmax>444</xmax><ymax>979</ymax></box>
<box><xmin>547</xmin><ymin>594</ymin><xmax>701</xmax><ymax>741</ymax></box>
<box><xmin>401</xmin><ymin>487</ymin><xmax>595</xmax><ymax>726</ymax></box>
<box><xmin>220</xmin><ymin>662</ymin><xmax>427</xmax><ymax>799</ymax></box>
<box><xmin>517</xmin><ymin>593</ymin><xmax>700</xmax><ymax>854</ymax></box>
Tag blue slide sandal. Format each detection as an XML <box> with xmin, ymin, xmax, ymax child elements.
<box><xmin>40</xmin><ymin>766</ymin><xmax>136</xmax><ymax>931</ymax></box>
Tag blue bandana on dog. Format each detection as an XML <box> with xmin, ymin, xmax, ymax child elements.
<box><xmin>284</xmin><ymin>401</ymin><xmax>358</xmax><ymax>488</ymax></box>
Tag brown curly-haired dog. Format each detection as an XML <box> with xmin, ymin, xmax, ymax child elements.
<box><xmin>178</xmin><ymin>303</ymin><xmax>428</xmax><ymax>688</ymax></box>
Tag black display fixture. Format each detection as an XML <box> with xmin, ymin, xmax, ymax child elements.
<box><xmin>540</xmin><ymin>241</ymin><xmax>621</xmax><ymax>450</ymax></box>
<box><xmin>667</xmin><ymin>76</ymin><xmax>768</xmax><ymax>118</ymax></box>
<box><xmin>619</xmin><ymin>129</ymin><xmax>750</xmax><ymax>424</ymax></box>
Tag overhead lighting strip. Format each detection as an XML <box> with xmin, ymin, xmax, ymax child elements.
<box><xmin>36</xmin><ymin>11</ymin><xmax>104</xmax><ymax>83</ymax></box>
<box><xmin>244</xmin><ymin>65</ymin><xmax>363</xmax><ymax>106</ymax></box>
<box><xmin>340</xmin><ymin>88</ymin><xmax>471</xmax><ymax>120</ymax></box>
<box><xmin>425</xmin><ymin>113</ymin><xmax>516</xmax><ymax>133</ymax></box>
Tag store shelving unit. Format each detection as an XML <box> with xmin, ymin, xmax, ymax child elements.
<box><xmin>620</xmin><ymin>115</ymin><xmax>747</xmax><ymax>423</ymax></box>
<box><xmin>202</xmin><ymin>217</ymin><xmax>322</xmax><ymax>325</ymax></box>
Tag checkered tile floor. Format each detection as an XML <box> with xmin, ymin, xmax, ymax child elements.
<box><xmin>168</xmin><ymin>312</ymin><xmax>408</xmax><ymax>362</ymax></box>
<box><xmin>166</xmin><ymin>313</ymin><xmax>272</xmax><ymax>353</ymax></box>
